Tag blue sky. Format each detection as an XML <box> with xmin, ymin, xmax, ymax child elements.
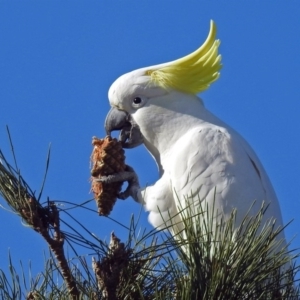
<box><xmin>0</xmin><ymin>2</ymin><xmax>300</xmax><ymax>280</ymax></box>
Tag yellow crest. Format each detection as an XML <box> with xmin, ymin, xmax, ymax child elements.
<box><xmin>146</xmin><ymin>20</ymin><xmax>222</xmax><ymax>94</ymax></box>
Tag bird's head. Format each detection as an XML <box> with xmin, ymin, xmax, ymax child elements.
<box><xmin>105</xmin><ymin>20</ymin><xmax>222</xmax><ymax>148</ymax></box>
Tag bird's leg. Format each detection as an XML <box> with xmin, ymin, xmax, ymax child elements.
<box><xmin>117</xmin><ymin>165</ymin><xmax>140</xmax><ymax>201</ymax></box>
<box><xmin>93</xmin><ymin>165</ymin><xmax>140</xmax><ymax>202</ymax></box>
<box><xmin>94</xmin><ymin>172</ymin><xmax>134</xmax><ymax>184</ymax></box>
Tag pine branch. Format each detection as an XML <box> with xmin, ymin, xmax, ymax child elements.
<box><xmin>0</xmin><ymin>140</ymin><xmax>299</xmax><ymax>299</ymax></box>
<box><xmin>0</xmin><ymin>150</ymin><xmax>79</xmax><ymax>299</ymax></box>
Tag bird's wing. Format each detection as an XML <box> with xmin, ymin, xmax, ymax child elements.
<box><xmin>169</xmin><ymin>125</ymin><xmax>284</xmax><ymax>227</ymax></box>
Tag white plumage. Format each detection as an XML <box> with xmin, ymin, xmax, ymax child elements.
<box><xmin>104</xmin><ymin>21</ymin><xmax>286</xmax><ymax>245</ymax></box>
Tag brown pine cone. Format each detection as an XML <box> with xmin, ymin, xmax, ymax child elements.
<box><xmin>91</xmin><ymin>136</ymin><xmax>126</xmax><ymax>216</ymax></box>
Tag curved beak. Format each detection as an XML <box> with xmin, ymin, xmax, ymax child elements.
<box><xmin>104</xmin><ymin>107</ymin><xmax>129</xmax><ymax>135</ymax></box>
<box><xmin>104</xmin><ymin>107</ymin><xmax>143</xmax><ymax>149</ymax></box>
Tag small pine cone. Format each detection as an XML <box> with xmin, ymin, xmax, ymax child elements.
<box><xmin>92</xmin><ymin>232</ymin><xmax>131</xmax><ymax>298</ymax></box>
<box><xmin>91</xmin><ymin>136</ymin><xmax>126</xmax><ymax>216</ymax></box>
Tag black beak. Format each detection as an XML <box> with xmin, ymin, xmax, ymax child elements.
<box><xmin>104</xmin><ymin>107</ymin><xmax>143</xmax><ymax>149</ymax></box>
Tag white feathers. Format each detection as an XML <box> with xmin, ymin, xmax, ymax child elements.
<box><xmin>107</xmin><ymin>21</ymin><xmax>286</xmax><ymax>248</ymax></box>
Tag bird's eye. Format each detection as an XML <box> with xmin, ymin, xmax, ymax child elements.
<box><xmin>133</xmin><ymin>97</ymin><xmax>142</xmax><ymax>104</ymax></box>
<box><xmin>132</xmin><ymin>96</ymin><xmax>146</xmax><ymax>108</ymax></box>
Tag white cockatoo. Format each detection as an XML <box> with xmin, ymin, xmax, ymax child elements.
<box><xmin>102</xmin><ymin>21</ymin><xmax>286</xmax><ymax>244</ymax></box>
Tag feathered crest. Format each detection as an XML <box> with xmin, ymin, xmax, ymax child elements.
<box><xmin>146</xmin><ymin>20</ymin><xmax>222</xmax><ymax>94</ymax></box>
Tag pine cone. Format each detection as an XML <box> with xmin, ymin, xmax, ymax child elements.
<box><xmin>91</xmin><ymin>136</ymin><xmax>126</xmax><ymax>216</ymax></box>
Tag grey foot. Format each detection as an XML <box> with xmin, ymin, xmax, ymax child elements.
<box><xmin>93</xmin><ymin>165</ymin><xmax>140</xmax><ymax>202</ymax></box>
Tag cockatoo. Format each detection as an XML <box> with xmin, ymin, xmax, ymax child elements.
<box><xmin>102</xmin><ymin>21</ymin><xmax>286</xmax><ymax>243</ymax></box>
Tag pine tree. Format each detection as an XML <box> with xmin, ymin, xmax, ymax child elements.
<box><xmin>0</xmin><ymin>138</ymin><xmax>299</xmax><ymax>299</ymax></box>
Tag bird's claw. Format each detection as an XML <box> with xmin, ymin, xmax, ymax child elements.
<box><xmin>93</xmin><ymin>165</ymin><xmax>140</xmax><ymax>202</ymax></box>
